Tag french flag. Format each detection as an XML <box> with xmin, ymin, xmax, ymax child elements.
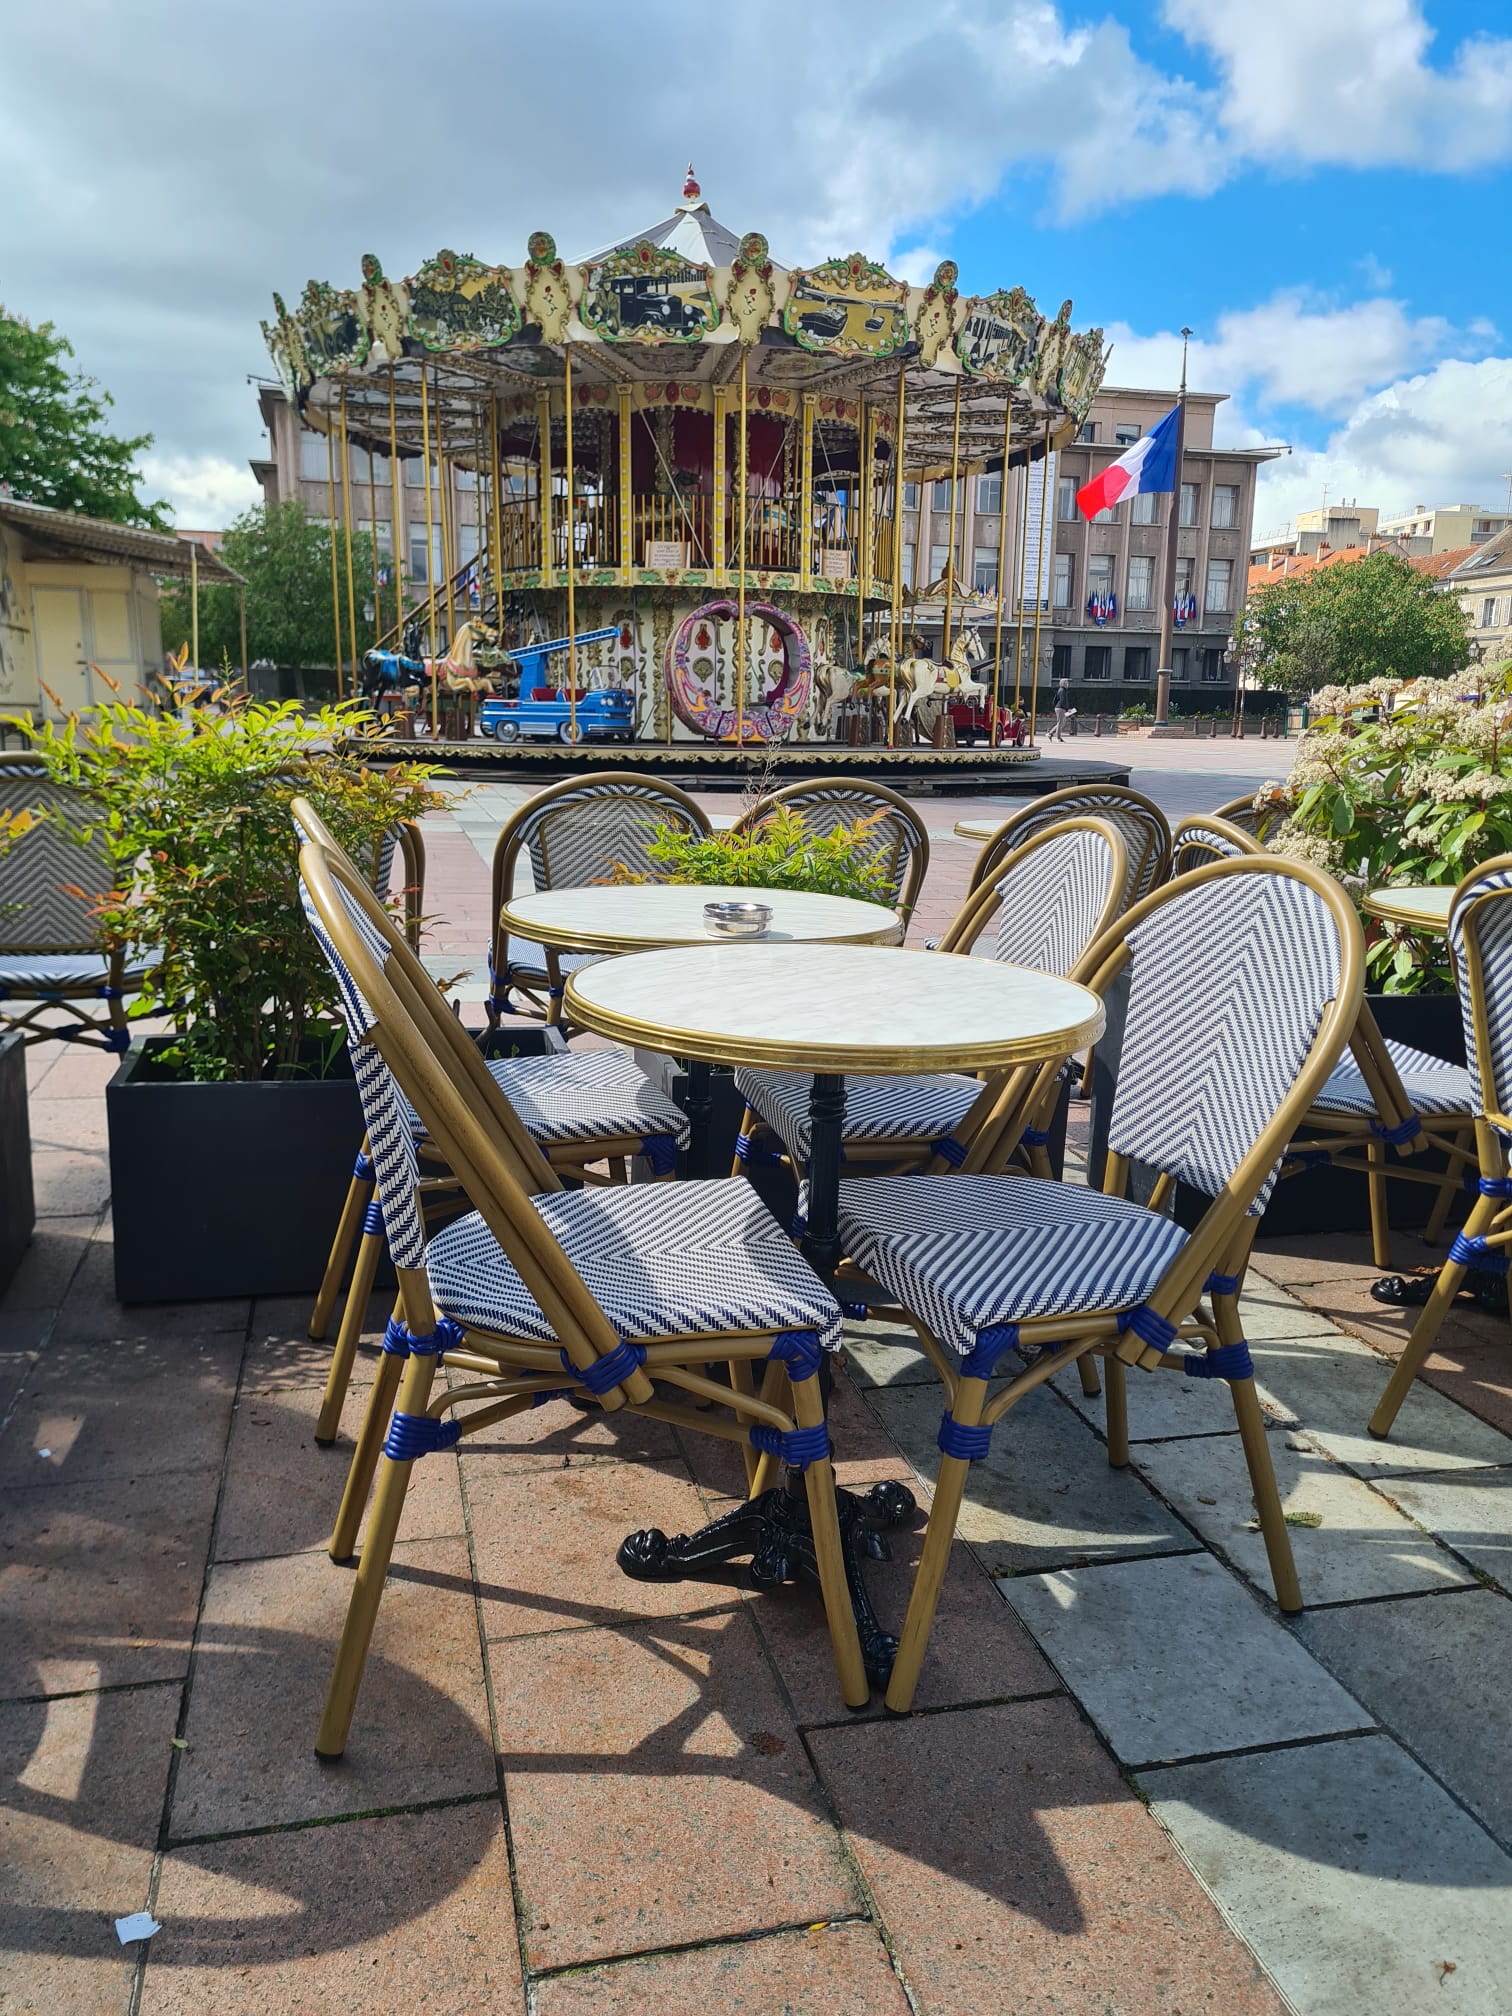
<box><xmin>1076</xmin><ymin>405</ymin><xmax>1180</xmax><ymax>521</ymax></box>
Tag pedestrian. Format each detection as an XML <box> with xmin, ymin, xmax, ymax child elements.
<box><xmin>1049</xmin><ymin>677</ymin><xmax>1071</xmax><ymax>741</ymax></box>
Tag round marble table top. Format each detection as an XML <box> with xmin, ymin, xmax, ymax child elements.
<box><xmin>1362</xmin><ymin>885</ymin><xmax>1454</xmax><ymax>935</ymax></box>
<box><xmin>564</xmin><ymin>942</ymin><xmax>1105</xmax><ymax>1074</ymax></box>
<box><xmin>500</xmin><ymin>883</ymin><xmax>901</xmax><ymax>955</ymax></box>
<box><xmin>954</xmin><ymin>816</ymin><xmax>1009</xmax><ymax>842</ymax></box>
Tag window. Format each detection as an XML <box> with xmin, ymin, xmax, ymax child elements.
<box><xmin>1052</xmin><ymin>643</ymin><xmax>1073</xmax><ymax>681</ymax></box>
<box><xmin>928</xmin><ymin>543</ymin><xmax>956</xmax><ymax>584</ymax></box>
<box><xmin>1130</xmin><ymin>490</ymin><xmax>1158</xmax><ymax>525</ymax></box>
<box><xmin>349</xmin><ymin>445</ymin><xmax>391</xmax><ymax>485</ymax></box>
<box><xmin>1201</xmin><ymin>648</ymin><xmax>1225</xmax><ymax>682</ymax></box>
<box><xmin>1205</xmin><ymin>557</ymin><xmax>1233</xmax><ymax>612</ymax></box>
<box><xmin>1084</xmin><ymin>645</ymin><xmax>1112</xmax><ymax>680</ymax></box>
<box><xmin>1079</xmin><ymin>421</ymin><xmax>1099</xmax><ymax>444</ymax></box>
<box><xmin>455</xmin><ymin>523</ymin><xmax>481</xmax><ymax>566</ymax></box>
<box><xmin>408</xmin><ymin>526</ymin><xmax>443</xmax><ymax>584</ymax></box>
<box><xmin>455</xmin><ymin>465</ymin><xmax>478</xmax><ymax>492</ymax></box>
<box><xmin>1171</xmin><ymin>646</ymin><xmax>1190</xmax><ymax>682</ymax></box>
<box><xmin>1179</xmin><ymin>482</ymin><xmax>1200</xmax><ymax>527</ymax></box>
<box><xmin>1123</xmin><ymin>646</ymin><xmax>1151</xmax><ymax>681</ymax></box>
<box><xmin>972</xmin><ymin>548</ymin><xmax>999</xmax><ymax>594</ymax></box>
<box><xmin>975</xmin><ymin>473</ymin><xmax>1002</xmax><ymax>514</ymax></box>
<box><xmin>405</xmin><ymin>457</ymin><xmax>439</xmax><ymax>490</ymax></box>
<box><xmin>1114</xmin><ymin>423</ymin><xmax>1140</xmax><ymax>445</ymax></box>
<box><xmin>358</xmin><ymin>518</ymin><xmax>393</xmax><ymax>555</ymax></box>
<box><xmin>299</xmin><ymin>430</ymin><xmax>331</xmax><ymax>481</ymax></box>
<box><xmin>1057</xmin><ymin>477</ymin><xmax>1078</xmax><ymax>520</ymax></box>
<box><xmin>932</xmin><ymin>476</ymin><xmax>963</xmax><ymax>512</ymax></box>
<box><xmin>1482</xmin><ymin>597</ymin><xmax>1500</xmax><ymax>628</ymax></box>
<box><xmin>1053</xmin><ymin>551</ymin><xmax>1074</xmax><ymax>608</ymax></box>
<box><xmin>1174</xmin><ymin>554</ymin><xmax>1195</xmax><ymax>599</ymax></box>
<box><xmin>1126</xmin><ymin>555</ymin><xmax>1154</xmax><ymax>611</ymax></box>
<box><xmin>1211</xmin><ymin>484</ymin><xmax>1239</xmax><ymax>529</ymax></box>
<box><xmin>902</xmin><ymin>482</ymin><xmax>919</xmax><ymax>510</ymax></box>
<box><xmin>901</xmin><ymin>543</ymin><xmax>916</xmax><ymax>589</ymax></box>
<box><xmin>1087</xmin><ymin>553</ymin><xmax>1114</xmax><ymax>602</ymax></box>
<box><xmin>1091</xmin><ymin>499</ymin><xmax>1118</xmax><ymax>526</ymax></box>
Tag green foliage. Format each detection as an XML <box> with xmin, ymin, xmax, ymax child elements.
<box><xmin>606</xmin><ymin>806</ymin><xmax>897</xmax><ymax>906</ymax></box>
<box><xmin>159</xmin><ymin>499</ymin><xmax>378</xmax><ymax>672</ymax></box>
<box><xmin>1269</xmin><ymin>667</ymin><xmax>1512</xmax><ymax>991</ymax></box>
<box><xmin>0</xmin><ymin>307</ymin><xmax>167</xmax><ymax>527</ymax></box>
<box><xmin>1120</xmin><ymin>703</ymin><xmax>1153</xmax><ymax>722</ymax></box>
<box><xmin>16</xmin><ymin>697</ymin><xmax>442</xmax><ymax>1079</ymax></box>
<box><xmin>1239</xmin><ymin>550</ymin><xmax>1472</xmax><ymax>695</ymax></box>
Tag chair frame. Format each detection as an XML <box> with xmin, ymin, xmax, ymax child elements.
<box><xmin>832</xmin><ymin>854</ymin><xmax>1366</xmax><ymax>1711</ymax></box>
<box><xmin>964</xmin><ymin>783</ymin><xmax>1172</xmax><ymax>908</ymax></box>
<box><xmin>730</xmin><ymin>776</ymin><xmax>931</xmax><ymax>935</ymax></box>
<box><xmin>486</xmin><ymin>771</ymin><xmax>713</xmax><ymax>1027</ymax></box>
<box><xmin>297</xmin><ymin>836</ymin><xmax>869</xmax><ymax>1756</ymax></box>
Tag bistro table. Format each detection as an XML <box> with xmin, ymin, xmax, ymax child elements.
<box><xmin>1363</xmin><ymin>885</ymin><xmax>1454</xmax><ymax>935</ymax></box>
<box><xmin>564</xmin><ymin>940</ymin><xmax>1105</xmax><ymax>1679</ymax></box>
<box><xmin>954</xmin><ymin>814</ymin><xmax>1008</xmax><ymax>842</ymax></box>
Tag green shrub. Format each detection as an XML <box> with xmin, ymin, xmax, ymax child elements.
<box><xmin>605</xmin><ymin>805</ymin><xmax>896</xmax><ymax>906</ymax></box>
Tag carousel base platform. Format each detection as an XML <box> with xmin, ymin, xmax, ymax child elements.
<box><xmin>369</xmin><ymin>737</ymin><xmax>1132</xmax><ymax>796</ymax></box>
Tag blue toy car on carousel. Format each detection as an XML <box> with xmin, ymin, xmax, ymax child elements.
<box><xmin>479</xmin><ymin>685</ymin><xmax>634</xmax><ymax>745</ymax></box>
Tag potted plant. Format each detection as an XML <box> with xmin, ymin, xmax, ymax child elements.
<box><xmin>0</xmin><ymin>803</ymin><xmax>40</xmax><ymax>1294</ymax></box>
<box><xmin>17</xmin><ymin>696</ymin><xmax>443</xmax><ymax>1300</ymax></box>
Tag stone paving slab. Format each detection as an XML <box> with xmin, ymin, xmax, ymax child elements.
<box><xmin>1370</xmin><ymin>1466</ymin><xmax>1512</xmax><ymax>1588</ymax></box>
<box><xmin>1144</xmin><ymin>1734</ymin><xmax>1512</xmax><ymax>2016</ymax></box>
<box><xmin>533</xmin><ymin>1921</ymin><xmax>913</xmax><ymax>2016</ymax></box>
<box><xmin>1055</xmin><ymin>1353</ymin><xmax>1268</xmax><ymax>1442</ymax></box>
<box><xmin>450</xmin><ymin>1384</ymin><xmax>681</xmax><ymax>1471</ymax></box>
<box><xmin>1132</xmin><ymin>1428</ymin><xmax>1473</xmax><ymax>1603</ymax></box>
<box><xmin>0</xmin><ymin>1683</ymin><xmax>177</xmax><ymax>2016</ymax></box>
<box><xmin>492</xmin><ymin>1608</ymin><xmax>861</xmax><ymax>1971</ymax></box>
<box><xmin>140</xmin><ymin>1802</ymin><xmax>520</xmax><ymax>2013</ymax></box>
<box><xmin>810</xmin><ymin>1694</ymin><xmax>1285</xmax><ymax>2016</ymax></box>
<box><xmin>1002</xmin><ymin>1554</ymin><xmax>1375</xmax><ymax>1766</ymax></box>
<box><xmin>54</xmin><ymin>1232</ymin><xmax>249</xmax><ymax>1345</ymax></box>
<box><xmin>838</xmin><ymin>1317</ymin><xmax>940</xmax><ymax>1390</ymax></box>
<box><xmin>0</xmin><ymin>1214</ymin><xmax>102</xmax><ymax>1317</ymax></box>
<box><xmin>1298</xmin><ymin>1589</ymin><xmax>1512</xmax><ymax>1848</ymax></box>
<box><xmin>871</xmin><ymin>1380</ymin><xmax>1195</xmax><ymax>1575</ymax></box>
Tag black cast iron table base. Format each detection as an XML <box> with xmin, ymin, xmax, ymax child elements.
<box><xmin>618</xmin><ymin>1476</ymin><xmax>917</xmax><ymax>1689</ymax></box>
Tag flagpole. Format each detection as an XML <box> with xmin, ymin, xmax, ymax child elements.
<box><xmin>1154</xmin><ymin>326</ymin><xmax>1192</xmax><ymax>727</ymax></box>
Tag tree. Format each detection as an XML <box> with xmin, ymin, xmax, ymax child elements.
<box><xmin>0</xmin><ymin>307</ymin><xmax>167</xmax><ymax>527</ymax></box>
<box><xmin>1240</xmin><ymin>549</ymin><xmax>1473</xmax><ymax>695</ymax></box>
<box><xmin>159</xmin><ymin>499</ymin><xmax>378</xmax><ymax>672</ymax></box>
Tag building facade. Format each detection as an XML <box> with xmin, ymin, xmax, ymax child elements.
<box><xmin>1376</xmin><ymin>503</ymin><xmax>1512</xmax><ymax>553</ymax></box>
<box><xmin>1442</xmin><ymin>527</ymin><xmax>1512</xmax><ymax>665</ymax></box>
<box><xmin>899</xmin><ymin>385</ymin><xmax>1273</xmax><ymax>708</ymax></box>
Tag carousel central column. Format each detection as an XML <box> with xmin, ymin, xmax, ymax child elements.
<box><xmin>991</xmin><ymin>395</ymin><xmax>1013</xmax><ymax>746</ymax></box>
<box><xmin>713</xmin><ymin>386</ymin><xmax>728</xmax><ymax>580</ymax></box>
<box><xmin>536</xmin><ymin>389</ymin><xmax>554</xmax><ymax>587</ymax></box>
<box><xmin>338</xmin><ymin>384</ymin><xmax>361</xmax><ymax>697</ymax></box>
<box><xmin>798</xmin><ymin>393</ymin><xmax>815</xmax><ymax>592</ymax></box>
<box><xmin>736</xmin><ymin>346</ymin><xmax>749</xmax><ymax>746</ymax></box>
<box><xmin>617</xmin><ymin>386</ymin><xmax>633</xmax><ymax>583</ymax></box>
<box><xmin>388</xmin><ymin>369</ymin><xmax>405</xmax><ymax>630</ymax></box>
<box><xmin>889</xmin><ymin>364</ymin><xmax>905</xmax><ymax>747</ymax></box>
<box><xmin>942</xmin><ymin>372</ymin><xmax>962</xmax><ymax>669</ymax></box>
<box><xmin>564</xmin><ymin>345</ymin><xmax>578</xmax><ymax>738</ymax></box>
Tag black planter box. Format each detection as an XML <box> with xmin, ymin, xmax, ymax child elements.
<box><xmin>0</xmin><ymin>1032</ymin><xmax>34</xmax><ymax>1295</ymax></box>
<box><xmin>107</xmin><ymin>1024</ymin><xmax>555</xmax><ymax>1304</ymax></box>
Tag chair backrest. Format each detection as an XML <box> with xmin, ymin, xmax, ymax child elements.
<box><xmin>0</xmin><ymin>752</ymin><xmax>116</xmax><ymax>954</ymax></box>
<box><xmin>938</xmin><ymin>817</ymin><xmax>1128</xmax><ymax>977</ymax></box>
<box><xmin>731</xmin><ymin>778</ymin><xmax>930</xmax><ymax>931</ymax></box>
<box><xmin>1214</xmin><ymin>791</ymin><xmax>1289</xmax><ymax>842</ymax></box>
<box><xmin>1170</xmin><ymin>813</ymin><xmax>1264</xmax><ymax>878</ymax></box>
<box><xmin>968</xmin><ymin>784</ymin><xmax>1171</xmax><ymax>912</ymax></box>
<box><xmin>1095</xmin><ymin>859</ymin><xmax>1363</xmax><ymax>1234</ymax></box>
<box><xmin>1448</xmin><ymin>857</ymin><xmax>1512</xmax><ymax>1127</ymax></box>
<box><xmin>287</xmin><ymin>793</ymin><xmax>424</xmax><ymax>951</ymax></box>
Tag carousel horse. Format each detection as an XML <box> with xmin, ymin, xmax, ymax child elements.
<box><xmin>360</xmin><ymin>617</ymin><xmax>502</xmax><ymax>711</ymax></box>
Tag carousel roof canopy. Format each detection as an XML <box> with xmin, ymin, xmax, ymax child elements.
<box><xmin>579</xmin><ymin>166</ymin><xmax>762</xmax><ymax>271</ymax></box>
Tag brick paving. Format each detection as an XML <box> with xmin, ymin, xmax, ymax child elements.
<box><xmin>4</xmin><ymin>739</ymin><xmax>1511</xmax><ymax>2013</ymax></box>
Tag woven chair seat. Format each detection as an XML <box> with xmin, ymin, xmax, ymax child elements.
<box><xmin>736</xmin><ymin>1066</ymin><xmax>981</xmax><ymax>1162</ymax></box>
<box><xmin>0</xmin><ymin>950</ymin><xmax>157</xmax><ymax>993</ymax></box>
<box><xmin>401</xmin><ymin>1049</ymin><xmax>689</xmax><ymax>1151</ymax></box>
<box><xmin>425</xmin><ymin>1178</ymin><xmax>842</xmax><ymax>1349</ymax></box>
<box><xmin>1310</xmin><ymin>1038</ymin><xmax>1473</xmax><ymax>1120</ymax></box>
<box><xmin>502</xmin><ymin>936</ymin><xmax>606</xmax><ymax>983</ymax></box>
<box><xmin>837</xmin><ymin>1171</ymin><xmax>1187</xmax><ymax>1356</ymax></box>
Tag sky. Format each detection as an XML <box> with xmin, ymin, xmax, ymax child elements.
<box><xmin>3</xmin><ymin>0</ymin><xmax>1512</xmax><ymax>537</ymax></box>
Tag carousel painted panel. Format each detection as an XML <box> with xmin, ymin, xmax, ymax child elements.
<box><xmin>957</xmin><ymin>286</ymin><xmax>1044</xmax><ymax>383</ymax></box>
<box><xmin>783</xmin><ymin>255</ymin><xmax>908</xmax><ymax>358</ymax></box>
<box><xmin>581</xmin><ymin>242</ymin><xmax>720</xmax><ymax>344</ymax></box>
<box><xmin>406</xmin><ymin>250</ymin><xmax>521</xmax><ymax>351</ymax></box>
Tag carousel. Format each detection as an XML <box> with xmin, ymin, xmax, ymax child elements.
<box><xmin>261</xmin><ymin>169</ymin><xmax>1109</xmax><ymax>770</ymax></box>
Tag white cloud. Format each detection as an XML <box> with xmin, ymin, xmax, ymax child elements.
<box><xmin>140</xmin><ymin>454</ymin><xmax>261</xmax><ymax>529</ymax></box>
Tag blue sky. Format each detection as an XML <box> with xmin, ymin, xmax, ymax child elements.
<box><xmin>3</xmin><ymin>0</ymin><xmax>1510</xmax><ymax>534</ymax></box>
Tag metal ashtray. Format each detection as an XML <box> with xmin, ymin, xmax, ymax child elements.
<box><xmin>703</xmin><ymin>899</ymin><xmax>772</xmax><ymax>939</ymax></box>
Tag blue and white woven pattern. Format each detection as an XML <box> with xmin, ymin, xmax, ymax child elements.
<box><xmin>1172</xmin><ymin>821</ymin><xmax>1254</xmax><ymax>875</ymax></box>
<box><xmin>0</xmin><ymin>766</ymin><xmax>118</xmax><ymax>951</ymax></box>
<box><xmin>1108</xmin><ymin>873</ymin><xmax>1343</xmax><ymax>1214</ymax></box>
<box><xmin>1449</xmin><ymin>867</ymin><xmax>1512</xmax><ymax>1122</ymax></box>
<box><xmin>836</xmin><ymin>1172</ymin><xmax>1188</xmax><ymax>1356</ymax></box>
<box><xmin>734</xmin><ymin>1067</ymin><xmax>980</xmax><ymax>1164</ymax></box>
<box><xmin>522</xmin><ymin>782</ymin><xmax>703</xmax><ymax>890</ymax></box>
<box><xmin>0</xmin><ymin>951</ymin><xmax>155</xmax><ymax>992</ymax></box>
<box><xmin>426</xmin><ymin>1178</ymin><xmax>843</xmax><ymax>1351</ymax></box>
<box><xmin>991</xmin><ymin>793</ymin><xmax>1167</xmax><ymax>909</ymax></box>
<box><xmin>1312</xmin><ymin>1038</ymin><xmax>1473</xmax><ymax>1120</ymax></box>
<box><xmin>747</xmin><ymin>786</ymin><xmax>921</xmax><ymax>913</ymax></box>
<box><xmin>502</xmin><ymin>937</ymin><xmax>605</xmax><ymax>985</ymax></box>
<box><xmin>400</xmin><ymin>1049</ymin><xmax>690</xmax><ymax>1149</ymax></box>
<box><xmin>987</xmin><ymin>825</ymin><xmax>1119</xmax><ymax>972</ymax></box>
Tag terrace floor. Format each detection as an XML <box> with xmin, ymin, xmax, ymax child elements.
<box><xmin>5</xmin><ymin>739</ymin><xmax>1512</xmax><ymax>2014</ymax></box>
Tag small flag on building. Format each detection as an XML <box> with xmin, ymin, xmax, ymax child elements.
<box><xmin>1076</xmin><ymin>406</ymin><xmax>1180</xmax><ymax>521</ymax></box>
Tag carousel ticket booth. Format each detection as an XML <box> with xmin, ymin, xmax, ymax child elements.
<box><xmin>261</xmin><ymin>170</ymin><xmax>1107</xmax><ymax>765</ymax></box>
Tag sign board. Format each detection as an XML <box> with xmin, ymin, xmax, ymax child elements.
<box><xmin>820</xmin><ymin>549</ymin><xmax>853</xmax><ymax>580</ymax></box>
<box><xmin>646</xmin><ymin>541</ymin><xmax>689</xmax><ymax>569</ymax></box>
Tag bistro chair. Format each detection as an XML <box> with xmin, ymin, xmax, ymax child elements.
<box><xmin>486</xmin><ymin>772</ymin><xmax>712</xmax><ymax>1025</ymax></box>
<box><xmin>1214</xmin><ymin>790</ymin><xmax>1290</xmax><ymax>841</ymax></box>
<box><xmin>296</xmin><ymin>836</ymin><xmax>869</xmax><ymax>1757</ymax></box>
<box><xmin>731</xmin><ymin>778</ymin><xmax>930</xmax><ymax>937</ymax></box>
<box><xmin>829</xmin><ymin>855</ymin><xmax>1365</xmax><ymax>1712</ymax></box>
<box><xmin>0</xmin><ymin>751</ymin><xmax>151</xmax><ymax>1052</ymax></box>
<box><xmin>1369</xmin><ymin>858</ymin><xmax>1512</xmax><ymax>1439</ymax></box>
<box><xmin>965</xmin><ymin>784</ymin><xmax>1171</xmax><ymax>912</ymax></box>
<box><xmin>294</xmin><ymin>801</ymin><xmax>690</xmax><ymax>1447</ymax></box>
<box><xmin>1170</xmin><ymin>812</ymin><xmax>1265</xmax><ymax>876</ymax></box>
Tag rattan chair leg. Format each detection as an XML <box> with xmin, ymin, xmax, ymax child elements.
<box><xmin>728</xmin><ymin>1358</ymin><xmax>760</xmax><ymax>1490</ymax></box>
<box><xmin>1102</xmin><ymin>1354</ymin><xmax>1129</xmax><ymax>1467</ymax></box>
<box><xmin>328</xmin><ymin>1316</ymin><xmax>404</xmax><ymax>1563</ymax></box>
<box><xmin>1366</xmin><ymin>1136</ymin><xmax>1392</xmax><ymax>1271</ymax></box>
<box><xmin>731</xmin><ymin>1105</ymin><xmax>760</xmax><ymax>1179</ymax></box>
<box><xmin>1367</xmin><ymin>1200</ymin><xmax>1497</xmax><ymax>1437</ymax></box>
<box><xmin>790</xmin><ymin>1372</ymin><xmax>869</xmax><ymax>1708</ymax></box>
<box><xmin>1075</xmin><ymin>1356</ymin><xmax>1103</xmax><ymax>1399</ymax></box>
<box><xmin>1230</xmin><ymin>1374</ymin><xmax>1301</xmax><ymax>1611</ymax></box>
<box><xmin>315</xmin><ymin>1226</ymin><xmax>384</xmax><ymax>1445</ymax></box>
<box><xmin>884</xmin><ymin>1372</ymin><xmax>988</xmax><ymax>1714</ymax></box>
<box><xmin>1423</xmin><ymin>1131</ymin><xmax>1468</xmax><ymax>1245</ymax></box>
<box><xmin>309</xmin><ymin>1153</ymin><xmax>374</xmax><ymax>1340</ymax></box>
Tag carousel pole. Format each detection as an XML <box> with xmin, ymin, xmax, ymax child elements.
<box><xmin>238</xmin><ymin>586</ymin><xmax>248</xmax><ymax>681</ymax></box>
<box><xmin>435</xmin><ymin>377</ymin><xmax>455</xmax><ymax>657</ymax></box>
<box><xmin>942</xmin><ymin>371</ymin><xmax>962</xmax><ymax>667</ymax></box>
<box><xmin>338</xmin><ymin>384</ymin><xmax>361</xmax><ymax>698</ymax></box>
<box><xmin>536</xmin><ymin>390</ymin><xmax>554</xmax><ymax>584</ymax></box>
<box><xmin>419</xmin><ymin>367</ymin><xmax>439</xmax><ymax>735</ymax></box>
<box><xmin>1011</xmin><ymin>447</ymin><xmax>1031</xmax><ymax>713</ymax></box>
<box><xmin>490</xmin><ymin>394</ymin><xmax>505</xmax><ymax>615</ymax></box>
<box><xmin>387</xmin><ymin>369</ymin><xmax>404</xmax><ymax>638</ymax></box>
<box><xmin>855</xmin><ymin>397</ymin><xmax>870</xmax><ymax>604</ymax></box>
<box><xmin>1028</xmin><ymin>416</ymin><xmax>1052</xmax><ymax>746</ymax></box>
<box><xmin>889</xmin><ymin>361</ymin><xmax>905</xmax><ymax>747</ymax></box>
<box><xmin>736</xmin><ymin>345</ymin><xmax>749</xmax><ymax>747</ymax></box>
<box><xmin>325</xmin><ymin>414</ymin><xmax>343</xmax><ymax>695</ymax></box>
<box><xmin>367</xmin><ymin>417</ymin><xmax>381</xmax><ymax>645</ymax></box>
<box><xmin>189</xmin><ymin>537</ymin><xmax>199</xmax><ymax>676</ymax></box>
<box><xmin>564</xmin><ymin>344</ymin><xmax>578</xmax><ymax>740</ymax></box>
<box><xmin>990</xmin><ymin>395</ymin><xmax>1013</xmax><ymax>746</ymax></box>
